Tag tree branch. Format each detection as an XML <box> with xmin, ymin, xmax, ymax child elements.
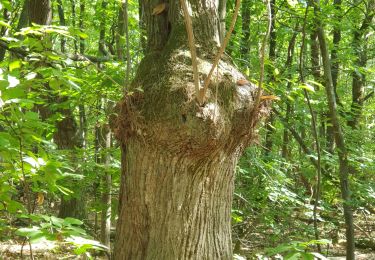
<box><xmin>179</xmin><ymin>0</ymin><xmax>201</xmax><ymax>104</ymax></box>
<box><xmin>198</xmin><ymin>0</ymin><xmax>241</xmax><ymax>104</ymax></box>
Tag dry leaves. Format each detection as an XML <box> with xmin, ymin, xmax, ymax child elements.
<box><xmin>260</xmin><ymin>95</ymin><xmax>280</xmax><ymax>101</ymax></box>
<box><xmin>236</xmin><ymin>78</ymin><xmax>249</xmax><ymax>86</ymax></box>
<box><xmin>37</xmin><ymin>193</ymin><xmax>44</xmax><ymax>205</ymax></box>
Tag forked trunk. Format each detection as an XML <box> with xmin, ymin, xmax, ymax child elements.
<box><xmin>113</xmin><ymin>1</ymin><xmax>268</xmax><ymax>258</ymax></box>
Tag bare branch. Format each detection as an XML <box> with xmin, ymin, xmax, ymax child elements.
<box><xmin>198</xmin><ymin>0</ymin><xmax>241</xmax><ymax>104</ymax></box>
<box><xmin>179</xmin><ymin>0</ymin><xmax>202</xmax><ymax>103</ymax></box>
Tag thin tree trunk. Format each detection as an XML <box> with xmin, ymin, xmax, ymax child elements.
<box><xmin>311</xmin><ymin>22</ymin><xmax>335</xmax><ymax>169</ymax></box>
<box><xmin>331</xmin><ymin>0</ymin><xmax>341</xmax><ymax>105</ymax></box>
<box><xmin>299</xmin><ymin>7</ymin><xmax>322</xmax><ymax>251</ymax></box>
<box><xmin>98</xmin><ymin>0</ymin><xmax>108</xmax><ymax>56</ymax></box>
<box><xmin>218</xmin><ymin>0</ymin><xmax>226</xmax><ymax>42</ymax></box>
<box><xmin>0</xmin><ymin>8</ymin><xmax>9</xmax><ymax>61</ymax></box>
<box><xmin>79</xmin><ymin>0</ymin><xmax>85</xmax><ymax>54</ymax></box>
<box><xmin>348</xmin><ymin>0</ymin><xmax>375</xmax><ymax>129</ymax></box>
<box><xmin>116</xmin><ymin>1</ymin><xmax>126</xmax><ymax>60</ymax></box>
<box><xmin>313</xmin><ymin>1</ymin><xmax>355</xmax><ymax>258</ymax></box>
<box><xmin>100</xmin><ymin>128</ymin><xmax>112</xmax><ymax>248</ymax></box>
<box><xmin>57</xmin><ymin>0</ymin><xmax>66</xmax><ymax>52</ymax></box>
<box><xmin>124</xmin><ymin>0</ymin><xmax>131</xmax><ymax>87</ymax></box>
<box><xmin>70</xmin><ymin>0</ymin><xmax>78</xmax><ymax>53</ymax></box>
<box><xmin>240</xmin><ymin>0</ymin><xmax>250</xmax><ymax>68</ymax></box>
<box><xmin>116</xmin><ymin>0</ymin><xmax>131</xmax><ymax>89</ymax></box>
<box><xmin>281</xmin><ymin>26</ymin><xmax>298</xmax><ymax>159</ymax></box>
<box><xmin>264</xmin><ymin>113</ymin><xmax>274</xmax><ymax>156</ymax></box>
<box><xmin>264</xmin><ymin>0</ymin><xmax>276</xmax><ymax>157</ymax></box>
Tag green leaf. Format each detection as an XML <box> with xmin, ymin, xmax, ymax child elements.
<box><xmin>0</xmin><ymin>79</ymin><xmax>9</xmax><ymax>89</ymax></box>
<box><xmin>285</xmin><ymin>252</ymin><xmax>302</xmax><ymax>260</ymax></box>
<box><xmin>74</xmin><ymin>244</ymin><xmax>93</xmax><ymax>255</ymax></box>
<box><xmin>7</xmin><ymin>200</ymin><xmax>25</xmax><ymax>213</ymax></box>
<box><xmin>64</xmin><ymin>217</ymin><xmax>83</xmax><ymax>226</ymax></box>
<box><xmin>50</xmin><ymin>216</ymin><xmax>64</xmax><ymax>227</ymax></box>
<box><xmin>299</xmin><ymin>83</ymin><xmax>315</xmax><ymax>92</ymax></box>
<box><xmin>9</xmin><ymin>60</ymin><xmax>22</xmax><ymax>72</ymax></box>
<box><xmin>56</xmin><ymin>185</ymin><xmax>74</xmax><ymax>195</ymax></box>
<box><xmin>0</xmin><ymin>20</ymin><xmax>11</xmax><ymax>28</ymax></box>
<box><xmin>15</xmin><ymin>226</ymin><xmax>43</xmax><ymax>238</ymax></box>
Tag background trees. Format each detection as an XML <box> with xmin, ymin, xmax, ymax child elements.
<box><xmin>0</xmin><ymin>0</ymin><xmax>374</xmax><ymax>259</ymax></box>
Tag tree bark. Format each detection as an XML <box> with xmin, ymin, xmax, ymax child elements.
<box><xmin>112</xmin><ymin>0</ymin><xmax>267</xmax><ymax>258</ymax></box>
<box><xmin>28</xmin><ymin>0</ymin><xmax>52</xmax><ymax>25</ymax></box>
<box><xmin>115</xmin><ymin>143</ymin><xmax>238</xmax><ymax>259</ymax></box>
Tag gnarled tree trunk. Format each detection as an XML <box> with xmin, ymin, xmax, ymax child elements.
<box><xmin>113</xmin><ymin>1</ymin><xmax>268</xmax><ymax>258</ymax></box>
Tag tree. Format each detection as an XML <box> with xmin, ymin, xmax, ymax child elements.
<box><xmin>112</xmin><ymin>0</ymin><xmax>267</xmax><ymax>258</ymax></box>
<box><xmin>313</xmin><ymin>0</ymin><xmax>355</xmax><ymax>258</ymax></box>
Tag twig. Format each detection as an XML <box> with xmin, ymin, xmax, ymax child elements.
<box><xmin>179</xmin><ymin>0</ymin><xmax>201</xmax><ymax>103</ymax></box>
<box><xmin>198</xmin><ymin>0</ymin><xmax>241</xmax><ymax>104</ymax></box>
<box><xmin>252</xmin><ymin>0</ymin><xmax>272</xmax><ymax>111</ymax></box>
<box><xmin>354</xmin><ymin>223</ymin><xmax>374</xmax><ymax>241</ymax></box>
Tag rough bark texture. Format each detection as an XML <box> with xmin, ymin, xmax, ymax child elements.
<box><xmin>28</xmin><ymin>0</ymin><xmax>52</xmax><ymax>25</ymax></box>
<box><xmin>112</xmin><ymin>0</ymin><xmax>268</xmax><ymax>258</ymax></box>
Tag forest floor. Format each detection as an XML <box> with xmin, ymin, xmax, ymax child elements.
<box><xmin>0</xmin><ymin>240</ymin><xmax>374</xmax><ymax>259</ymax></box>
<box><xmin>0</xmin><ymin>213</ymin><xmax>374</xmax><ymax>259</ymax></box>
<box><xmin>0</xmin><ymin>239</ymin><xmax>108</xmax><ymax>259</ymax></box>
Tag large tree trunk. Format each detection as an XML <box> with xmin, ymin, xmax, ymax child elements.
<box><xmin>112</xmin><ymin>0</ymin><xmax>267</xmax><ymax>258</ymax></box>
<box><xmin>115</xmin><ymin>143</ymin><xmax>238</xmax><ymax>259</ymax></box>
